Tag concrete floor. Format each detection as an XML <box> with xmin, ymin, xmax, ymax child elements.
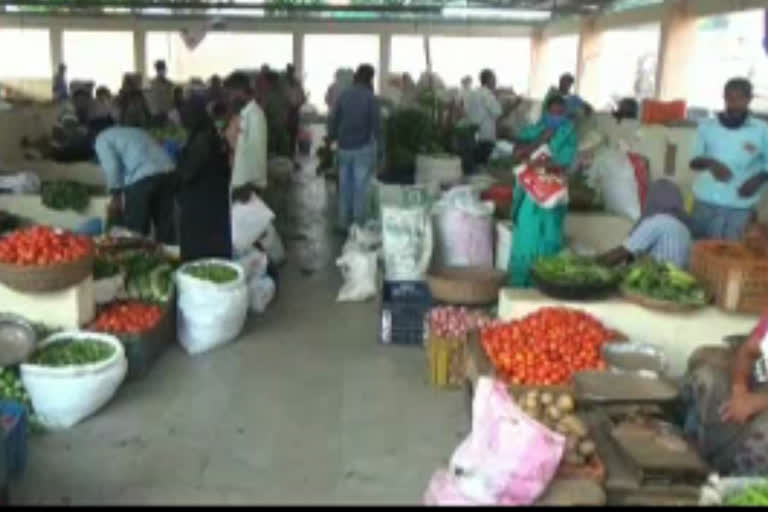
<box><xmin>12</xmin><ymin>259</ymin><xmax>467</xmax><ymax>505</ymax></box>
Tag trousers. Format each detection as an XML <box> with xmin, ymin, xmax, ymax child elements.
<box><xmin>337</xmin><ymin>143</ymin><xmax>375</xmax><ymax>229</ymax></box>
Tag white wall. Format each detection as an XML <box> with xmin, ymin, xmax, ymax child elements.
<box><xmin>63</xmin><ymin>30</ymin><xmax>134</xmax><ymax>91</ymax></box>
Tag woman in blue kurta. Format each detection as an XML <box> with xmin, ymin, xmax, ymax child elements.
<box><xmin>508</xmin><ymin>95</ymin><xmax>578</xmax><ymax>287</ymax></box>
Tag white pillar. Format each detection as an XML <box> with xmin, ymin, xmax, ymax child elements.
<box><xmin>379</xmin><ymin>33</ymin><xmax>391</xmax><ymax>93</ymax></box>
<box><xmin>529</xmin><ymin>30</ymin><xmax>549</xmax><ymax>99</ymax></box>
<box><xmin>293</xmin><ymin>31</ymin><xmax>305</xmax><ymax>82</ymax></box>
<box><xmin>133</xmin><ymin>29</ymin><xmax>147</xmax><ymax>79</ymax></box>
<box><xmin>49</xmin><ymin>27</ymin><xmax>63</xmax><ymax>76</ymax></box>
<box><xmin>576</xmin><ymin>17</ymin><xmax>603</xmax><ymax>106</ymax></box>
<box><xmin>655</xmin><ymin>0</ymin><xmax>696</xmax><ymax>101</ymax></box>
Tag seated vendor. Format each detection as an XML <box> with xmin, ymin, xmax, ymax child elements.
<box><xmin>683</xmin><ymin>312</ymin><xmax>768</xmax><ymax>476</ymax></box>
<box><xmin>507</xmin><ymin>95</ymin><xmax>578</xmax><ymax>287</ymax></box>
<box><xmin>47</xmin><ymin>88</ymin><xmax>99</xmax><ymax>163</ymax></box>
<box><xmin>598</xmin><ymin>179</ymin><xmax>693</xmax><ymax>269</ymax></box>
<box><xmin>689</xmin><ymin>78</ymin><xmax>768</xmax><ymax>241</ymax></box>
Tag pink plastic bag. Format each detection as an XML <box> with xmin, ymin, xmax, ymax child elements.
<box><xmin>425</xmin><ymin>377</ymin><xmax>564</xmax><ymax>506</ymax></box>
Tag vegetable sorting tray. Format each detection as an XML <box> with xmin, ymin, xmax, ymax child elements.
<box><xmin>573</xmin><ymin>371</ymin><xmax>679</xmax><ymax>405</ymax></box>
<box><xmin>621</xmin><ymin>287</ymin><xmax>709</xmax><ymax>314</ymax></box>
<box><xmin>531</xmin><ymin>269</ymin><xmax>619</xmax><ymax>302</ymax></box>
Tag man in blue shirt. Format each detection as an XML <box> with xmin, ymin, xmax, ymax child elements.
<box><xmin>690</xmin><ymin>78</ymin><xmax>768</xmax><ymax>241</ymax></box>
<box><xmin>94</xmin><ymin>91</ymin><xmax>177</xmax><ymax>243</ymax></box>
<box><xmin>328</xmin><ymin>63</ymin><xmax>380</xmax><ymax>231</ymax></box>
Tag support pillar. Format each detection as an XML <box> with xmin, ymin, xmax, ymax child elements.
<box><xmin>656</xmin><ymin>0</ymin><xmax>697</xmax><ymax>101</ymax></box>
<box><xmin>379</xmin><ymin>33</ymin><xmax>391</xmax><ymax>93</ymax></box>
<box><xmin>529</xmin><ymin>29</ymin><xmax>550</xmax><ymax>99</ymax></box>
<box><xmin>292</xmin><ymin>31</ymin><xmax>304</xmax><ymax>82</ymax></box>
<box><xmin>575</xmin><ymin>17</ymin><xmax>603</xmax><ymax>106</ymax></box>
<box><xmin>49</xmin><ymin>28</ymin><xmax>63</xmax><ymax>76</ymax></box>
<box><xmin>133</xmin><ymin>28</ymin><xmax>147</xmax><ymax>79</ymax></box>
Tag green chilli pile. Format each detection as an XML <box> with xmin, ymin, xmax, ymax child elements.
<box><xmin>30</xmin><ymin>338</ymin><xmax>115</xmax><ymax>367</ymax></box>
<box><xmin>184</xmin><ymin>263</ymin><xmax>238</xmax><ymax>284</ymax></box>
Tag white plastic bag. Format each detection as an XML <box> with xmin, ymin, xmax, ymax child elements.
<box><xmin>434</xmin><ymin>186</ymin><xmax>495</xmax><ymax>268</ymax></box>
<box><xmin>20</xmin><ymin>332</ymin><xmax>128</xmax><ymax>429</ymax></box>
<box><xmin>231</xmin><ymin>193</ymin><xmax>275</xmax><ymax>257</ymax></box>
<box><xmin>336</xmin><ymin>249</ymin><xmax>378</xmax><ymax>302</ymax></box>
<box><xmin>248</xmin><ymin>274</ymin><xmax>275</xmax><ymax>314</ymax></box>
<box><xmin>93</xmin><ymin>274</ymin><xmax>125</xmax><ymax>305</ymax></box>
<box><xmin>176</xmin><ymin>259</ymin><xmax>249</xmax><ymax>355</ymax></box>
<box><xmin>236</xmin><ymin>249</ymin><xmax>269</xmax><ymax>280</ymax></box>
<box><xmin>495</xmin><ymin>221</ymin><xmax>514</xmax><ymax>272</ymax></box>
<box><xmin>586</xmin><ymin>146</ymin><xmax>642</xmax><ymax>221</ymax></box>
<box><xmin>381</xmin><ymin>204</ymin><xmax>433</xmax><ymax>281</ymax></box>
<box><xmin>699</xmin><ymin>474</ymin><xmax>768</xmax><ymax>506</ymax></box>
<box><xmin>446</xmin><ymin>377</ymin><xmax>565</xmax><ymax>505</ymax></box>
<box><xmin>260</xmin><ymin>223</ymin><xmax>286</xmax><ymax>265</ymax></box>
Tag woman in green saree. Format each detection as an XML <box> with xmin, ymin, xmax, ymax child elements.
<box><xmin>507</xmin><ymin>95</ymin><xmax>578</xmax><ymax>287</ymax></box>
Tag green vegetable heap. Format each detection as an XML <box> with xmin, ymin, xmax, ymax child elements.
<box><xmin>0</xmin><ymin>367</ymin><xmax>41</xmax><ymax>433</ymax></box>
<box><xmin>93</xmin><ymin>257</ymin><xmax>121</xmax><ymax>280</ymax></box>
<box><xmin>112</xmin><ymin>251</ymin><xmax>175</xmax><ymax>303</ymax></box>
<box><xmin>534</xmin><ymin>254</ymin><xmax>618</xmax><ymax>286</ymax></box>
<box><xmin>41</xmin><ymin>180</ymin><xmax>98</xmax><ymax>213</ymax></box>
<box><xmin>623</xmin><ymin>259</ymin><xmax>709</xmax><ymax>306</ymax></box>
<box><xmin>725</xmin><ymin>482</ymin><xmax>768</xmax><ymax>506</ymax></box>
<box><xmin>30</xmin><ymin>339</ymin><xmax>115</xmax><ymax>367</ymax></box>
<box><xmin>184</xmin><ymin>263</ymin><xmax>238</xmax><ymax>284</ymax></box>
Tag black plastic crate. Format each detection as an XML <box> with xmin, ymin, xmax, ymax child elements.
<box><xmin>380</xmin><ymin>281</ymin><xmax>432</xmax><ymax>346</ymax></box>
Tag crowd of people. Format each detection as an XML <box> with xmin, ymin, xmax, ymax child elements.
<box><xmin>41</xmin><ymin>59</ymin><xmax>308</xmax><ymax>266</ymax></box>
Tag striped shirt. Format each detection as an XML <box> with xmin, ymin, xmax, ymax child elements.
<box><xmin>623</xmin><ymin>213</ymin><xmax>692</xmax><ymax>269</ymax></box>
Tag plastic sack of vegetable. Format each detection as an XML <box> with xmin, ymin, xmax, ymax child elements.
<box><xmin>437</xmin><ymin>376</ymin><xmax>564</xmax><ymax>505</ymax></box>
<box><xmin>585</xmin><ymin>146</ymin><xmax>641</xmax><ymax>221</ymax></box>
<box><xmin>175</xmin><ymin>259</ymin><xmax>248</xmax><ymax>355</ymax></box>
<box><xmin>20</xmin><ymin>332</ymin><xmax>127</xmax><ymax>429</ymax></box>
<box><xmin>380</xmin><ymin>185</ymin><xmax>434</xmax><ymax>281</ymax></box>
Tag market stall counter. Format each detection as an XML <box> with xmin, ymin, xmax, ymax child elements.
<box><xmin>498</xmin><ymin>288</ymin><xmax>758</xmax><ymax>377</ymax></box>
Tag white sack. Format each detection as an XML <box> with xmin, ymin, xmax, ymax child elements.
<box><xmin>434</xmin><ymin>186</ymin><xmax>495</xmax><ymax>268</ymax></box>
<box><xmin>21</xmin><ymin>332</ymin><xmax>127</xmax><ymax>429</ymax></box>
<box><xmin>586</xmin><ymin>146</ymin><xmax>642</xmax><ymax>221</ymax></box>
<box><xmin>236</xmin><ymin>249</ymin><xmax>269</xmax><ymax>280</ymax></box>
<box><xmin>249</xmin><ymin>274</ymin><xmax>276</xmax><ymax>314</ymax></box>
<box><xmin>93</xmin><ymin>274</ymin><xmax>125</xmax><ymax>305</ymax></box>
<box><xmin>176</xmin><ymin>259</ymin><xmax>249</xmax><ymax>355</ymax></box>
<box><xmin>381</xmin><ymin>204</ymin><xmax>433</xmax><ymax>281</ymax></box>
<box><xmin>336</xmin><ymin>249</ymin><xmax>378</xmax><ymax>302</ymax></box>
<box><xmin>231</xmin><ymin>193</ymin><xmax>275</xmax><ymax>256</ymax></box>
<box><xmin>260</xmin><ymin>223</ymin><xmax>286</xmax><ymax>265</ymax></box>
<box><xmin>0</xmin><ymin>172</ymin><xmax>41</xmax><ymax>194</ymax></box>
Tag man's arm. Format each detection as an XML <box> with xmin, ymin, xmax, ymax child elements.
<box><xmin>370</xmin><ymin>95</ymin><xmax>382</xmax><ymax>144</ymax></box>
<box><xmin>720</xmin><ymin>317</ymin><xmax>768</xmax><ymax>424</ymax></box>
<box><xmin>690</xmin><ymin>125</ymin><xmax>733</xmax><ymax>181</ymax></box>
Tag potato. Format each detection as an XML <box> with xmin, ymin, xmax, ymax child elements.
<box><xmin>559</xmin><ymin>414</ymin><xmax>588</xmax><ymax>437</ymax></box>
<box><xmin>564</xmin><ymin>452</ymin><xmax>585</xmax><ymax>466</ymax></box>
<box><xmin>556</xmin><ymin>394</ymin><xmax>575</xmax><ymax>413</ymax></box>
<box><xmin>540</xmin><ymin>392</ymin><xmax>554</xmax><ymax>406</ymax></box>
<box><xmin>578</xmin><ymin>439</ymin><xmax>596</xmax><ymax>457</ymax></box>
<box><xmin>547</xmin><ymin>405</ymin><xmax>562</xmax><ymax>421</ymax></box>
<box><xmin>555</xmin><ymin>423</ymin><xmax>570</xmax><ymax>435</ymax></box>
<box><xmin>565</xmin><ymin>434</ymin><xmax>580</xmax><ymax>453</ymax></box>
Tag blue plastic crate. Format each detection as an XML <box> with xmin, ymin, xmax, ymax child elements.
<box><xmin>0</xmin><ymin>401</ymin><xmax>27</xmax><ymax>479</ymax></box>
<box><xmin>380</xmin><ymin>281</ymin><xmax>432</xmax><ymax>346</ymax></box>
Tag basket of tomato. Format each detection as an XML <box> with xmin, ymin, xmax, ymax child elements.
<box><xmin>480</xmin><ymin>307</ymin><xmax>622</xmax><ymax>390</ymax></box>
<box><xmin>89</xmin><ymin>299</ymin><xmax>175</xmax><ymax>380</ymax></box>
<box><xmin>0</xmin><ymin>226</ymin><xmax>93</xmax><ymax>293</ymax></box>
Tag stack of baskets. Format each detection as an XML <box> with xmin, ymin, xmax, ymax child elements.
<box><xmin>690</xmin><ymin>241</ymin><xmax>768</xmax><ymax>314</ymax></box>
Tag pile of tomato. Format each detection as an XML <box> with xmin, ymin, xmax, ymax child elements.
<box><xmin>481</xmin><ymin>307</ymin><xmax>614</xmax><ymax>386</ymax></box>
<box><xmin>91</xmin><ymin>301</ymin><xmax>164</xmax><ymax>334</ymax></box>
<box><xmin>0</xmin><ymin>226</ymin><xmax>92</xmax><ymax>266</ymax></box>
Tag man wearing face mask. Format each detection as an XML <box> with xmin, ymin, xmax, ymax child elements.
<box><xmin>690</xmin><ymin>78</ymin><xmax>768</xmax><ymax>241</ymax></box>
<box><xmin>224</xmin><ymin>71</ymin><xmax>268</xmax><ymax>203</ymax></box>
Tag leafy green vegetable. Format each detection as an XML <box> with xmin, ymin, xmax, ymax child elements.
<box><xmin>0</xmin><ymin>367</ymin><xmax>42</xmax><ymax>433</ymax></box>
<box><xmin>41</xmin><ymin>180</ymin><xmax>97</xmax><ymax>213</ymax></box>
<box><xmin>534</xmin><ymin>255</ymin><xmax>618</xmax><ymax>286</ymax></box>
<box><xmin>30</xmin><ymin>338</ymin><xmax>115</xmax><ymax>366</ymax></box>
<box><xmin>93</xmin><ymin>257</ymin><xmax>121</xmax><ymax>280</ymax></box>
<box><xmin>623</xmin><ymin>259</ymin><xmax>709</xmax><ymax>306</ymax></box>
<box><xmin>725</xmin><ymin>482</ymin><xmax>768</xmax><ymax>506</ymax></box>
<box><xmin>184</xmin><ymin>263</ymin><xmax>238</xmax><ymax>284</ymax></box>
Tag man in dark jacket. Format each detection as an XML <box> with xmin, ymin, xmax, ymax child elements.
<box><xmin>328</xmin><ymin>63</ymin><xmax>380</xmax><ymax>231</ymax></box>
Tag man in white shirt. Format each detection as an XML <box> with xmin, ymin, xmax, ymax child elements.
<box><xmin>465</xmin><ymin>69</ymin><xmax>503</xmax><ymax>167</ymax></box>
<box><xmin>224</xmin><ymin>71</ymin><xmax>268</xmax><ymax>202</ymax></box>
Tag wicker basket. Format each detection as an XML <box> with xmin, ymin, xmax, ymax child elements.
<box><xmin>427</xmin><ymin>266</ymin><xmax>506</xmax><ymax>306</ymax></box>
<box><xmin>690</xmin><ymin>241</ymin><xmax>768</xmax><ymax>314</ymax></box>
<box><xmin>0</xmin><ymin>252</ymin><xmax>93</xmax><ymax>293</ymax></box>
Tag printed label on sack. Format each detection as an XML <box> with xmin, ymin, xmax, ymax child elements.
<box><xmin>381</xmin><ymin>310</ymin><xmax>392</xmax><ymax>344</ymax></box>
